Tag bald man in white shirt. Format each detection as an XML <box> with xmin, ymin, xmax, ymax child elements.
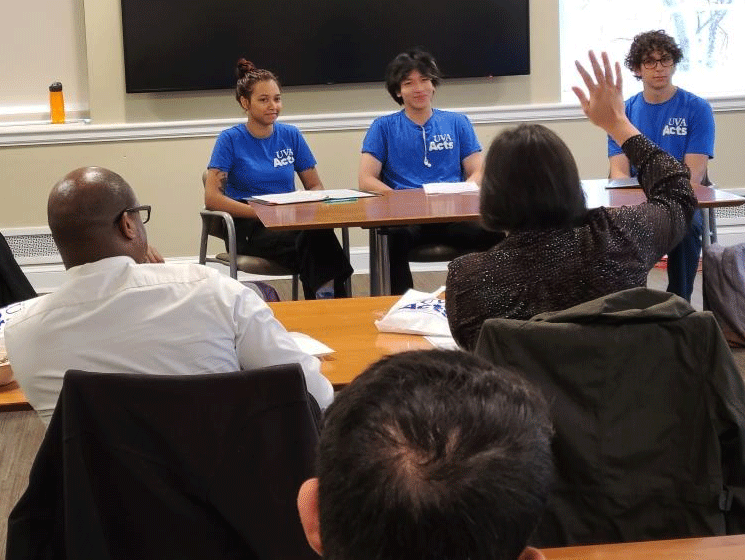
<box><xmin>4</xmin><ymin>167</ymin><xmax>332</xmax><ymax>425</ymax></box>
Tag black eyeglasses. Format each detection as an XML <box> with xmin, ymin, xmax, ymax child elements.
<box><xmin>642</xmin><ymin>55</ymin><xmax>674</xmax><ymax>69</ymax></box>
<box><xmin>115</xmin><ymin>205</ymin><xmax>151</xmax><ymax>224</ymax></box>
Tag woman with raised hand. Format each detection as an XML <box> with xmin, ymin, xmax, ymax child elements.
<box><xmin>446</xmin><ymin>52</ymin><xmax>696</xmax><ymax>349</ymax></box>
<box><xmin>206</xmin><ymin>59</ymin><xmax>352</xmax><ymax>299</ymax></box>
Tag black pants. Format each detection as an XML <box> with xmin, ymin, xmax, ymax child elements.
<box><xmin>666</xmin><ymin>208</ymin><xmax>703</xmax><ymax>302</ymax></box>
<box><xmin>233</xmin><ymin>218</ymin><xmax>353</xmax><ymax>300</ymax></box>
<box><xmin>386</xmin><ymin>222</ymin><xmax>504</xmax><ymax>295</ymax></box>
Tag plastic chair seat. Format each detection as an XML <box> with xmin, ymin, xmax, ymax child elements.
<box><xmin>408</xmin><ymin>244</ymin><xmax>472</xmax><ymax>262</ymax></box>
<box><xmin>214</xmin><ymin>253</ymin><xmax>294</xmax><ymax>277</ymax></box>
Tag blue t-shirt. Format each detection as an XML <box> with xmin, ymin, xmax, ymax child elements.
<box><xmin>608</xmin><ymin>88</ymin><xmax>715</xmax><ymax>175</ymax></box>
<box><xmin>361</xmin><ymin>109</ymin><xmax>481</xmax><ymax>190</ymax></box>
<box><xmin>208</xmin><ymin>122</ymin><xmax>317</xmax><ymax>199</ymax></box>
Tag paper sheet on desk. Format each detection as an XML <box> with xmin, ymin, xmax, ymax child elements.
<box><xmin>582</xmin><ymin>178</ymin><xmax>640</xmax><ymax>190</ymax></box>
<box><xmin>289</xmin><ymin>332</ymin><xmax>335</xmax><ymax>356</ymax></box>
<box><xmin>248</xmin><ymin>189</ymin><xmax>376</xmax><ymax>205</ymax></box>
<box><xmin>0</xmin><ymin>300</ymin><xmax>31</xmax><ymax>337</ymax></box>
<box><xmin>422</xmin><ymin>182</ymin><xmax>478</xmax><ymax>194</ymax></box>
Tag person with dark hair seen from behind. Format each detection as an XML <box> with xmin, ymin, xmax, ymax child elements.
<box><xmin>609</xmin><ymin>30</ymin><xmax>714</xmax><ymax>302</ymax></box>
<box><xmin>297</xmin><ymin>349</ymin><xmax>554</xmax><ymax>560</ymax></box>
<box><xmin>206</xmin><ymin>59</ymin><xmax>352</xmax><ymax>299</ymax></box>
<box><xmin>358</xmin><ymin>48</ymin><xmax>503</xmax><ymax>294</ymax></box>
<box><xmin>446</xmin><ymin>51</ymin><xmax>696</xmax><ymax>350</ymax></box>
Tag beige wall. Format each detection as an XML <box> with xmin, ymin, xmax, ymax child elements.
<box><xmin>1</xmin><ymin>0</ymin><xmax>743</xmax><ymax>258</ymax></box>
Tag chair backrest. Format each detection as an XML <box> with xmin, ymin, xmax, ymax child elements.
<box><xmin>0</xmin><ymin>232</ymin><xmax>36</xmax><ymax>307</ymax></box>
<box><xmin>202</xmin><ymin>169</ymin><xmax>228</xmax><ymax>240</ymax></box>
<box><xmin>703</xmin><ymin>243</ymin><xmax>745</xmax><ymax>346</ymax></box>
<box><xmin>7</xmin><ymin>365</ymin><xmax>321</xmax><ymax>560</ymax></box>
<box><xmin>474</xmin><ymin>287</ymin><xmax>745</xmax><ymax>546</ymax></box>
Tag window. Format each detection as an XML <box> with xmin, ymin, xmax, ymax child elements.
<box><xmin>560</xmin><ymin>0</ymin><xmax>745</xmax><ymax>101</ymax></box>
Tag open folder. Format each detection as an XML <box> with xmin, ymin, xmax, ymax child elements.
<box><xmin>246</xmin><ymin>189</ymin><xmax>376</xmax><ymax>205</ymax></box>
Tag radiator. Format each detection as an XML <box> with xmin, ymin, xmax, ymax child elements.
<box><xmin>1</xmin><ymin>227</ymin><xmax>61</xmax><ymax>266</ymax></box>
<box><xmin>713</xmin><ymin>188</ymin><xmax>745</xmax><ymax>226</ymax></box>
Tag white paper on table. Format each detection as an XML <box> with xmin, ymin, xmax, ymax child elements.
<box><xmin>0</xmin><ymin>300</ymin><xmax>32</xmax><ymax>338</ymax></box>
<box><xmin>422</xmin><ymin>181</ymin><xmax>479</xmax><ymax>194</ymax></box>
<box><xmin>581</xmin><ymin>177</ymin><xmax>640</xmax><ymax>190</ymax></box>
<box><xmin>289</xmin><ymin>332</ymin><xmax>335</xmax><ymax>356</ymax></box>
<box><xmin>248</xmin><ymin>189</ymin><xmax>376</xmax><ymax>205</ymax></box>
<box><xmin>425</xmin><ymin>335</ymin><xmax>459</xmax><ymax>350</ymax></box>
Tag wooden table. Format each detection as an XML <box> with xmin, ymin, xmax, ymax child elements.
<box><xmin>0</xmin><ymin>379</ymin><xmax>30</xmax><ymax>412</ymax></box>
<box><xmin>250</xmin><ymin>185</ymin><xmax>745</xmax><ymax>295</ymax></box>
<box><xmin>583</xmin><ymin>181</ymin><xmax>745</xmax><ymax>249</ymax></box>
<box><xmin>0</xmin><ymin>296</ymin><xmax>430</xmax><ymax>410</ymax></box>
<box><xmin>269</xmin><ymin>296</ymin><xmax>432</xmax><ymax>387</ymax></box>
<box><xmin>541</xmin><ymin>534</ymin><xmax>745</xmax><ymax>560</ymax></box>
<box><xmin>250</xmin><ymin>189</ymin><xmax>481</xmax><ymax>295</ymax></box>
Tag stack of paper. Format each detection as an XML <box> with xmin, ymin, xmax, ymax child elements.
<box><xmin>289</xmin><ymin>332</ymin><xmax>334</xmax><ymax>356</ymax></box>
<box><xmin>248</xmin><ymin>189</ymin><xmax>376</xmax><ymax>205</ymax></box>
<box><xmin>422</xmin><ymin>182</ymin><xmax>479</xmax><ymax>194</ymax></box>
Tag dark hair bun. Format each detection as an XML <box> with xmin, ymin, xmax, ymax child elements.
<box><xmin>236</xmin><ymin>58</ymin><xmax>257</xmax><ymax>80</ymax></box>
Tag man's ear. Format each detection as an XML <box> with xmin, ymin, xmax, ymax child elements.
<box><xmin>297</xmin><ymin>478</ymin><xmax>323</xmax><ymax>556</ymax></box>
<box><xmin>518</xmin><ymin>546</ymin><xmax>546</xmax><ymax>560</ymax></box>
<box><xmin>117</xmin><ymin>212</ymin><xmax>138</xmax><ymax>241</ymax></box>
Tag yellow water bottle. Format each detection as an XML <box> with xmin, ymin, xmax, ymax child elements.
<box><xmin>49</xmin><ymin>82</ymin><xmax>65</xmax><ymax>124</ymax></box>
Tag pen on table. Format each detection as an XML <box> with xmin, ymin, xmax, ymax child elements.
<box><xmin>324</xmin><ymin>197</ymin><xmax>358</xmax><ymax>204</ymax></box>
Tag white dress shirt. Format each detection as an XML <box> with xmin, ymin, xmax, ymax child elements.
<box><xmin>4</xmin><ymin>257</ymin><xmax>332</xmax><ymax>424</ymax></box>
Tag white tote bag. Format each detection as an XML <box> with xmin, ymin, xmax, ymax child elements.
<box><xmin>374</xmin><ymin>286</ymin><xmax>450</xmax><ymax>337</ymax></box>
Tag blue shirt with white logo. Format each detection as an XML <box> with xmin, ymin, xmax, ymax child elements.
<box><xmin>362</xmin><ymin>109</ymin><xmax>481</xmax><ymax>190</ymax></box>
<box><xmin>208</xmin><ymin>122</ymin><xmax>317</xmax><ymax>199</ymax></box>
<box><xmin>608</xmin><ymin>88</ymin><xmax>714</xmax><ymax>174</ymax></box>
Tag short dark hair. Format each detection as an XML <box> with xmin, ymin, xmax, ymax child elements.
<box><xmin>625</xmin><ymin>30</ymin><xmax>684</xmax><ymax>79</ymax></box>
<box><xmin>317</xmin><ymin>349</ymin><xmax>554</xmax><ymax>560</ymax></box>
<box><xmin>234</xmin><ymin>58</ymin><xmax>280</xmax><ymax>104</ymax></box>
<box><xmin>480</xmin><ymin>124</ymin><xmax>586</xmax><ymax>232</ymax></box>
<box><xmin>385</xmin><ymin>48</ymin><xmax>442</xmax><ymax>105</ymax></box>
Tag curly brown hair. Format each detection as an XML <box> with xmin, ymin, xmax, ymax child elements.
<box><xmin>625</xmin><ymin>30</ymin><xmax>684</xmax><ymax>79</ymax></box>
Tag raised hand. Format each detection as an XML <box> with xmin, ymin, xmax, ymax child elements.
<box><xmin>572</xmin><ymin>51</ymin><xmax>639</xmax><ymax>145</ymax></box>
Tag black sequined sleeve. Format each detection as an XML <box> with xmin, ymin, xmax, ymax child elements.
<box><xmin>620</xmin><ymin>134</ymin><xmax>697</xmax><ymax>258</ymax></box>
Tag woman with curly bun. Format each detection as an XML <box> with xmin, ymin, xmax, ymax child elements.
<box><xmin>206</xmin><ymin>59</ymin><xmax>352</xmax><ymax>299</ymax></box>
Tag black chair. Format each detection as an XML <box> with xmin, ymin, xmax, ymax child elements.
<box><xmin>702</xmin><ymin>170</ymin><xmax>718</xmax><ymax>246</ymax></box>
<box><xmin>199</xmin><ymin>171</ymin><xmax>300</xmax><ymax>300</ymax></box>
<box><xmin>475</xmin><ymin>287</ymin><xmax>745</xmax><ymax>546</ymax></box>
<box><xmin>408</xmin><ymin>243</ymin><xmax>472</xmax><ymax>263</ymax></box>
<box><xmin>7</xmin><ymin>365</ymin><xmax>321</xmax><ymax>560</ymax></box>
<box><xmin>0</xmin><ymin>232</ymin><xmax>36</xmax><ymax>307</ymax></box>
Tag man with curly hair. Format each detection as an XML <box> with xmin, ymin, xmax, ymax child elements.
<box><xmin>608</xmin><ymin>29</ymin><xmax>714</xmax><ymax>302</ymax></box>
